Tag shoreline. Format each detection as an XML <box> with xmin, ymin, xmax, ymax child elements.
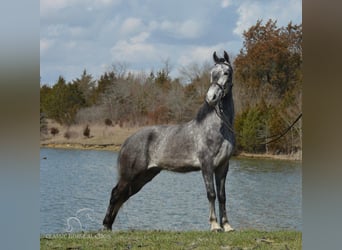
<box><xmin>40</xmin><ymin>142</ymin><xmax>302</xmax><ymax>161</ymax></box>
<box><xmin>237</xmin><ymin>151</ymin><xmax>302</xmax><ymax>161</ymax></box>
<box><xmin>40</xmin><ymin>142</ymin><xmax>122</xmax><ymax>151</ymax></box>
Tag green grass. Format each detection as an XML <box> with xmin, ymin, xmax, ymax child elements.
<box><xmin>40</xmin><ymin>230</ymin><xmax>301</xmax><ymax>250</ymax></box>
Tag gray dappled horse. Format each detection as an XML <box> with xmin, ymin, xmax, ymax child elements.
<box><xmin>103</xmin><ymin>51</ymin><xmax>235</xmax><ymax>232</ymax></box>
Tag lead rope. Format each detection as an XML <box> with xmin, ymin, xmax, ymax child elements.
<box><xmin>215</xmin><ymin>100</ymin><xmax>302</xmax><ymax>145</ymax></box>
<box><xmin>258</xmin><ymin>113</ymin><xmax>302</xmax><ymax>145</ymax></box>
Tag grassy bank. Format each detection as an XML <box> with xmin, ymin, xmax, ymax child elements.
<box><xmin>40</xmin><ymin>230</ymin><xmax>301</xmax><ymax>250</ymax></box>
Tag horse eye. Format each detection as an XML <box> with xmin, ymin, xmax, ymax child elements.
<box><xmin>223</xmin><ymin>72</ymin><xmax>228</xmax><ymax>75</ymax></box>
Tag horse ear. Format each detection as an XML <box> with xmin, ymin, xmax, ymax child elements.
<box><xmin>213</xmin><ymin>51</ymin><xmax>219</xmax><ymax>64</ymax></box>
<box><xmin>224</xmin><ymin>51</ymin><xmax>230</xmax><ymax>63</ymax></box>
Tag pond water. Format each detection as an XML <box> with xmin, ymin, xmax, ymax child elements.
<box><xmin>40</xmin><ymin>148</ymin><xmax>301</xmax><ymax>234</ymax></box>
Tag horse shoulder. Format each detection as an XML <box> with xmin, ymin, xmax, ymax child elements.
<box><xmin>213</xmin><ymin>139</ymin><xmax>234</xmax><ymax>167</ymax></box>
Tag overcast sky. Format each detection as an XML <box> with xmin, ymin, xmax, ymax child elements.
<box><xmin>40</xmin><ymin>0</ymin><xmax>302</xmax><ymax>85</ymax></box>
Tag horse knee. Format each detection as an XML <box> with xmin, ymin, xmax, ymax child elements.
<box><xmin>218</xmin><ymin>196</ymin><xmax>226</xmax><ymax>205</ymax></box>
<box><xmin>207</xmin><ymin>190</ymin><xmax>216</xmax><ymax>201</ymax></box>
<box><xmin>217</xmin><ymin>192</ymin><xmax>226</xmax><ymax>203</ymax></box>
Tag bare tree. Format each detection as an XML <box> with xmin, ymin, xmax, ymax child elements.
<box><xmin>161</xmin><ymin>57</ymin><xmax>173</xmax><ymax>78</ymax></box>
<box><xmin>111</xmin><ymin>62</ymin><xmax>129</xmax><ymax>79</ymax></box>
<box><xmin>75</xmin><ymin>105</ymin><xmax>108</xmax><ymax>124</ymax></box>
<box><xmin>179</xmin><ymin>61</ymin><xmax>210</xmax><ymax>84</ymax></box>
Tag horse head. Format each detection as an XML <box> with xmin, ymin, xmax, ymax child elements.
<box><xmin>206</xmin><ymin>51</ymin><xmax>233</xmax><ymax>107</ymax></box>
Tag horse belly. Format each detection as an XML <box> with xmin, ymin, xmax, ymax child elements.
<box><xmin>148</xmin><ymin>155</ymin><xmax>201</xmax><ymax>171</ymax></box>
<box><xmin>148</xmin><ymin>150</ymin><xmax>201</xmax><ymax>172</ymax></box>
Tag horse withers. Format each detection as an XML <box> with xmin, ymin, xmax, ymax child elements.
<box><xmin>103</xmin><ymin>51</ymin><xmax>235</xmax><ymax>232</ymax></box>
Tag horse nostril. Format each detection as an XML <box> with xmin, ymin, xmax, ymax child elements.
<box><xmin>213</xmin><ymin>94</ymin><xmax>217</xmax><ymax>100</ymax></box>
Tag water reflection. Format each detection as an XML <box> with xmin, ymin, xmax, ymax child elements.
<box><xmin>233</xmin><ymin>157</ymin><xmax>301</xmax><ymax>173</ymax></box>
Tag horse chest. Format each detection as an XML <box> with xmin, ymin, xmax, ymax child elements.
<box><xmin>213</xmin><ymin>139</ymin><xmax>232</xmax><ymax>167</ymax></box>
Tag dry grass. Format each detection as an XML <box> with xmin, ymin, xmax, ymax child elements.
<box><xmin>41</xmin><ymin>119</ymin><xmax>141</xmax><ymax>150</ymax></box>
<box><xmin>238</xmin><ymin>151</ymin><xmax>302</xmax><ymax>161</ymax></box>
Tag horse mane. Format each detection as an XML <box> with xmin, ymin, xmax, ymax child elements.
<box><xmin>195</xmin><ymin>92</ymin><xmax>234</xmax><ymax>127</ymax></box>
<box><xmin>221</xmin><ymin>90</ymin><xmax>234</xmax><ymax>125</ymax></box>
<box><xmin>195</xmin><ymin>101</ymin><xmax>214</xmax><ymax>123</ymax></box>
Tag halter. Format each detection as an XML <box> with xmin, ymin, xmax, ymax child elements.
<box><xmin>213</xmin><ymin>81</ymin><xmax>225</xmax><ymax>92</ymax></box>
<box><xmin>210</xmin><ymin>62</ymin><xmax>233</xmax><ymax>98</ymax></box>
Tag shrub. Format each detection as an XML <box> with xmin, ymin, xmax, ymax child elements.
<box><xmin>105</xmin><ymin>118</ymin><xmax>113</xmax><ymax>126</ymax></box>
<box><xmin>235</xmin><ymin>107</ymin><xmax>267</xmax><ymax>153</ymax></box>
<box><xmin>50</xmin><ymin>127</ymin><xmax>59</xmax><ymax>136</ymax></box>
<box><xmin>83</xmin><ymin>125</ymin><xmax>90</xmax><ymax>138</ymax></box>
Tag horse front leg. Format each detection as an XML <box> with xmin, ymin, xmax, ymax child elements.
<box><xmin>215</xmin><ymin>163</ymin><xmax>234</xmax><ymax>232</ymax></box>
<box><xmin>201</xmin><ymin>168</ymin><xmax>222</xmax><ymax>232</ymax></box>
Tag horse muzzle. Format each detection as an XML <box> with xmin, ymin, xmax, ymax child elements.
<box><xmin>206</xmin><ymin>83</ymin><xmax>223</xmax><ymax>106</ymax></box>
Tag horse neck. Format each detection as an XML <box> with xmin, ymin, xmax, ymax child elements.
<box><xmin>195</xmin><ymin>101</ymin><xmax>215</xmax><ymax>124</ymax></box>
<box><xmin>194</xmin><ymin>91</ymin><xmax>234</xmax><ymax>129</ymax></box>
<box><xmin>192</xmin><ymin>92</ymin><xmax>235</xmax><ymax>147</ymax></box>
<box><xmin>220</xmin><ymin>90</ymin><xmax>234</xmax><ymax>126</ymax></box>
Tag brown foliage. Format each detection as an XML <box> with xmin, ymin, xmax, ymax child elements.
<box><xmin>233</xmin><ymin>19</ymin><xmax>302</xmax><ymax>154</ymax></box>
<box><xmin>234</xmin><ymin>19</ymin><xmax>302</xmax><ymax>102</ymax></box>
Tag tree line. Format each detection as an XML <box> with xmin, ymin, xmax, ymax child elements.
<box><xmin>40</xmin><ymin>19</ymin><xmax>302</xmax><ymax>155</ymax></box>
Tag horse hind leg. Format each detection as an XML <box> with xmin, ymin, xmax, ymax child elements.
<box><xmin>130</xmin><ymin>168</ymin><xmax>161</xmax><ymax>196</ymax></box>
<box><xmin>102</xmin><ymin>179</ymin><xmax>130</xmax><ymax>230</ymax></box>
<box><xmin>103</xmin><ymin>168</ymin><xmax>161</xmax><ymax>230</ymax></box>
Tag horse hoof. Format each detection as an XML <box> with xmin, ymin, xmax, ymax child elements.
<box><xmin>102</xmin><ymin>225</ymin><xmax>112</xmax><ymax>231</ymax></box>
<box><xmin>223</xmin><ymin>224</ymin><xmax>235</xmax><ymax>232</ymax></box>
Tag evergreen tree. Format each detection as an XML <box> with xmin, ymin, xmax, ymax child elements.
<box><xmin>42</xmin><ymin>76</ymin><xmax>85</xmax><ymax>125</ymax></box>
<box><xmin>72</xmin><ymin>69</ymin><xmax>96</xmax><ymax>106</ymax></box>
